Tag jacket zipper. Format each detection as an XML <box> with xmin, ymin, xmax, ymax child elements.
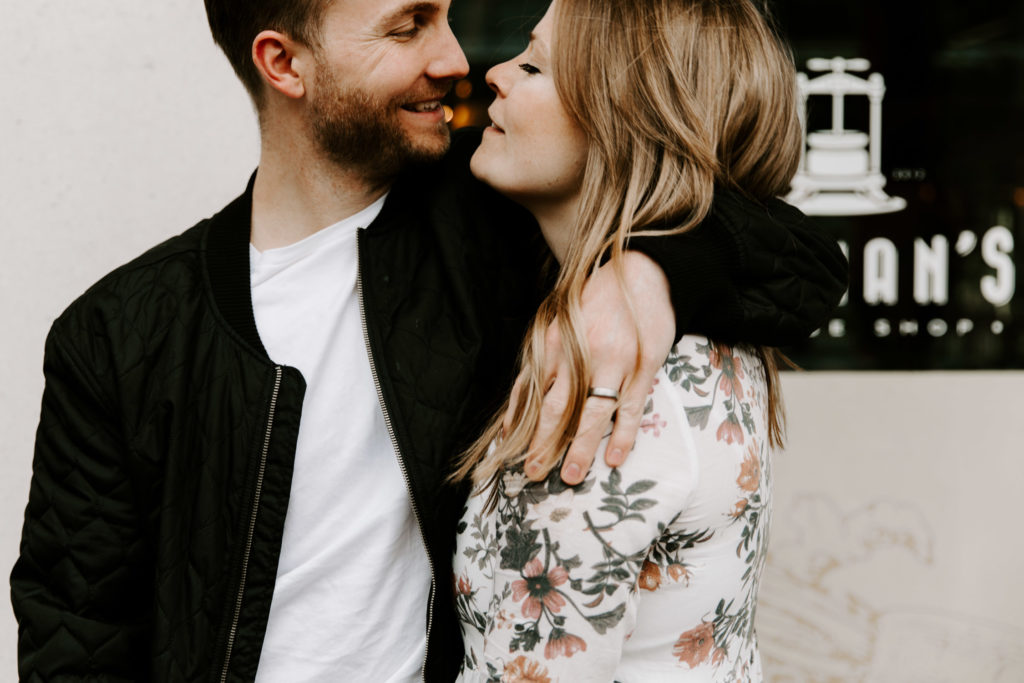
<box><xmin>219</xmin><ymin>365</ymin><xmax>283</xmax><ymax>683</ymax></box>
<box><xmin>357</xmin><ymin>230</ymin><xmax>436</xmax><ymax>683</ymax></box>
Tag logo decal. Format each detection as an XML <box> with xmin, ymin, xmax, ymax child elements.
<box><xmin>787</xmin><ymin>58</ymin><xmax>906</xmax><ymax>216</ymax></box>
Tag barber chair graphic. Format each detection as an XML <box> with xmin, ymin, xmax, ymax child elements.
<box><xmin>786</xmin><ymin>57</ymin><xmax>906</xmax><ymax>216</ymax></box>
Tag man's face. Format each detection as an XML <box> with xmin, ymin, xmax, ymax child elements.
<box><xmin>305</xmin><ymin>0</ymin><xmax>469</xmax><ymax>184</ymax></box>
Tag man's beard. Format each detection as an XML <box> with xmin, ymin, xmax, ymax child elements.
<box><xmin>308</xmin><ymin>60</ymin><xmax>452</xmax><ymax>186</ymax></box>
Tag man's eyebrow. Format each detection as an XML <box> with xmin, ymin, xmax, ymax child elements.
<box><xmin>378</xmin><ymin>1</ymin><xmax>442</xmax><ymax>28</ymax></box>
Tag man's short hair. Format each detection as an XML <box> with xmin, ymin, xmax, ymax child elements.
<box><xmin>204</xmin><ymin>0</ymin><xmax>332</xmax><ymax>103</ymax></box>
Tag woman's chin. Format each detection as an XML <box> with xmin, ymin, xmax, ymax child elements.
<box><xmin>468</xmin><ymin>147</ymin><xmax>487</xmax><ymax>182</ymax></box>
<box><xmin>469</xmin><ymin>148</ymin><xmax>506</xmax><ymax>194</ymax></box>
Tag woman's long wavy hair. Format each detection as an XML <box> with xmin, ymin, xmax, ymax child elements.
<box><xmin>453</xmin><ymin>0</ymin><xmax>803</xmax><ymax>489</ymax></box>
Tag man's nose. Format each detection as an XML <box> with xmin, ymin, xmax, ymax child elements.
<box><xmin>426</xmin><ymin>21</ymin><xmax>470</xmax><ymax>81</ymax></box>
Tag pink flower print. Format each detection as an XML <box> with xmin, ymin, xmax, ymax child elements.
<box><xmin>667</xmin><ymin>563</ymin><xmax>691</xmax><ymax>585</ymax></box>
<box><xmin>503</xmin><ymin>655</ymin><xmax>552</xmax><ymax>683</ymax></box>
<box><xmin>716</xmin><ymin>414</ymin><xmax>744</xmax><ymax>445</ymax></box>
<box><xmin>721</xmin><ymin>369</ymin><xmax>744</xmax><ymax>399</ymax></box>
<box><xmin>638</xmin><ymin>560</ymin><xmax>662</xmax><ymax>592</ymax></box>
<box><xmin>673</xmin><ymin>622</ymin><xmax>715</xmax><ymax>667</ymax></box>
<box><xmin>710</xmin><ymin>345</ymin><xmax>745</xmax><ymax>398</ymax></box>
<box><xmin>544</xmin><ymin>630</ymin><xmax>587</xmax><ymax>659</ymax></box>
<box><xmin>511</xmin><ymin>558</ymin><xmax>568</xmax><ymax>619</ymax></box>
<box><xmin>640</xmin><ymin>413</ymin><xmax>667</xmax><ymax>437</ymax></box>
<box><xmin>736</xmin><ymin>446</ymin><xmax>761</xmax><ymax>492</ymax></box>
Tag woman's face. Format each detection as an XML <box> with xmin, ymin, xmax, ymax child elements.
<box><xmin>469</xmin><ymin>3</ymin><xmax>588</xmax><ymax>210</ymax></box>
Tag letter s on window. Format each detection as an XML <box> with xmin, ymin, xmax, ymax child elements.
<box><xmin>980</xmin><ymin>226</ymin><xmax>1014</xmax><ymax>307</ymax></box>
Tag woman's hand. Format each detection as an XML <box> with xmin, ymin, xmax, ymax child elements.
<box><xmin>506</xmin><ymin>252</ymin><xmax>676</xmax><ymax>484</ymax></box>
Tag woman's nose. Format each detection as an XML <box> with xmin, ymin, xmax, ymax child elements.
<box><xmin>485</xmin><ymin>59</ymin><xmax>514</xmax><ymax>97</ymax></box>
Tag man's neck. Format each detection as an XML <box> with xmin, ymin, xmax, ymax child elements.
<box><xmin>250</xmin><ymin>128</ymin><xmax>389</xmax><ymax>251</ymax></box>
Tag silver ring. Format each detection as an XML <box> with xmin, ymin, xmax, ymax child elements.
<box><xmin>587</xmin><ymin>386</ymin><xmax>620</xmax><ymax>401</ymax></box>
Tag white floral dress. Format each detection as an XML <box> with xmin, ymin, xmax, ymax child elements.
<box><xmin>454</xmin><ymin>336</ymin><xmax>773</xmax><ymax>682</ymax></box>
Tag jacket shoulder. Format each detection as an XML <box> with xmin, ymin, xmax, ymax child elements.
<box><xmin>56</xmin><ymin>219</ymin><xmax>209</xmax><ymax>325</ymax></box>
<box><xmin>47</xmin><ymin>218</ymin><xmax>214</xmax><ymax>390</ymax></box>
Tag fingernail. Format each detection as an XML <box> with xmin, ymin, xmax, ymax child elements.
<box><xmin>564</xmin><ymin>463</ymin><xmax>581</xmax><ymax>482</ymax></box>
<box><xmin>608</xmin><ymin>448</ymin><xmax>623</xmax><ymax>466</ymax></box>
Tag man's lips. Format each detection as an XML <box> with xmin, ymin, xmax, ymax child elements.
<box><xmin>401</xmin><ymin>100</ymin><xmax>443</xmax><ymax>113</ymax></box>
<box><xmin>400</xmin><ymin>86</ymin><xmax>452</xmax><ymax>114</ymax></box>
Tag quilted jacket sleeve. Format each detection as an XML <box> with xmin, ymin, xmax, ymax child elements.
<box><xmin>446</xmin><ymin>128</ymin><xmax>847</xmax><ymax>347</ymax></box>
<box><xmin>628</xmin><ymin>191</ymin><xmax>849</xmax><ymax>346</ymax></box>
<box><xmin>11</xmin><ymin>321</ymin><xmax>150</xmax><ymax>682</ymax></box>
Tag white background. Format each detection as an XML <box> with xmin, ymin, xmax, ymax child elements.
<box><xmin>2</xmin><ymin>1</ymin><xmax>1022</xmax><ymax>680</ymax></box>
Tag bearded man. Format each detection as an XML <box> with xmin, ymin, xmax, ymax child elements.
<box><xmin>11</xmin><ymin>0</ymin><xmax>846</xmax><ymax>681</ymax></box>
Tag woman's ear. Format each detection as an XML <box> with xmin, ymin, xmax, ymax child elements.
<box><xmin>251</xmin><ymin>30</ymin><xmax>309</xmax><ymax>100</ymax></box>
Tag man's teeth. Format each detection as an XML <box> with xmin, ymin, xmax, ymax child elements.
<box><xmin>406</xmin><ymin>101</ymin><xmax>441</xmax><ymax>112</ymax></box>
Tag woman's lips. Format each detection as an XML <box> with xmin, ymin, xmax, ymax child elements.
<box><xmin>486</xmin><ymin>108</ymin><xmax>505</xmax><ymax>133</ymax></box>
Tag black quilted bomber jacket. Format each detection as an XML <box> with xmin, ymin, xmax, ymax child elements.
<box><xmin>11</xmin><ymin>130</ymin><xmax>847</xmax><ymax>682</ymax></box>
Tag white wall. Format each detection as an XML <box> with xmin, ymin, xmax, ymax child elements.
<box><xmin>765</xmin><ymin>373</ymin><xmax>1024</xmax><ymax>681</ymax></box>
<box><xmin>2</xmin><ymin>2</ymin><xmax>1022</xmax><ymax>680</ymax></box>
<box><xmin>2</xmin><ymin>1</ymin><xmax>258</xmax><ymax>676</ymax></box>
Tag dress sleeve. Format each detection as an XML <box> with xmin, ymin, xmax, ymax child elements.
<box><xmin>11</xmin><ymin>322</ymin><xmax>150</xmax><ymax>682</ymax></box>
<box><xmin>474</xmin><ymin>377</ymin><xmax>696</xmax><ymax>682</ymax></box>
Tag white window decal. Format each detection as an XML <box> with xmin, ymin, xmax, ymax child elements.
<box><xmin>787</xmin><ymin>57</ymin><xmax>907</xmax><ymax>216</ymax></box>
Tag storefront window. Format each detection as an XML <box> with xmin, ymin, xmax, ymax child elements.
<box><xmin>447</xmin><ymin>1</ymin><xmax>1023</xmax><ymax>368</ymax></box>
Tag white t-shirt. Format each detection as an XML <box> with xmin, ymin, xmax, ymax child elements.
<box><xmin>250</xmin><ymin>195</ymin><xmax>430</xmax><ymax>683</ymax></box>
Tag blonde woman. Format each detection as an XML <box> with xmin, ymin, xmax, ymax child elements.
<box><xmin>452</xmin><ymin>0</ymin><xmax>807</xmax><ymax>680</ymax></box>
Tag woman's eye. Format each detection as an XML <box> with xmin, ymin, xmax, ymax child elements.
<box><xmin>519</xmin><ymin>63</ymin><xmax>541</xmax><ymax>75</ymax></box>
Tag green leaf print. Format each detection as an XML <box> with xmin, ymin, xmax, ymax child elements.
<box><xmin>500</xmin><ymin>524</ymin><xmax>541</xmax><ymax>571</ymax></box>
<box><xmin>625</xmin><ymin>480</ymin><xmax>657</xmax><ymax>496</ymax></box>
<box><xmin>685</xmin><ymin>405</ymin><xmax>712</xmax><ymax>429</ymax></box>
<box><xmin>587</xmin><ymin>603</ymin><xmax>627</xmax><ymax>634</ymax></box>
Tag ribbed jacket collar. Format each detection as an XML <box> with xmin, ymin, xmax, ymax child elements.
<box><xmin>201</xmin><ymin>170</ymin><xmax>423</xmax><ymax>362</ymax></box>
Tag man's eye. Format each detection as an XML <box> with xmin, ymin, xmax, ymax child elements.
<box><xmin>519</xmin><ymin>63</ymin><xmax>541</xmax><ymax>75</ymax></box>
<box><xmin>390</xmin><ymin>25</ymin><xmax>419</xmax><ymax>39</ymax></box>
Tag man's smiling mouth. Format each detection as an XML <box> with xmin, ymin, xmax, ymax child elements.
<box><xmin>402</xmin><ymin>100</ymin><xmax>442</xmax><ymax>113</ymax></box>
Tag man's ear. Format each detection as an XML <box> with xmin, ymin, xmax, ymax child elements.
<box><xmin>252</xmin><ymin>30</ymin><xmax>310</xmax><ymax>100</ymax></box>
